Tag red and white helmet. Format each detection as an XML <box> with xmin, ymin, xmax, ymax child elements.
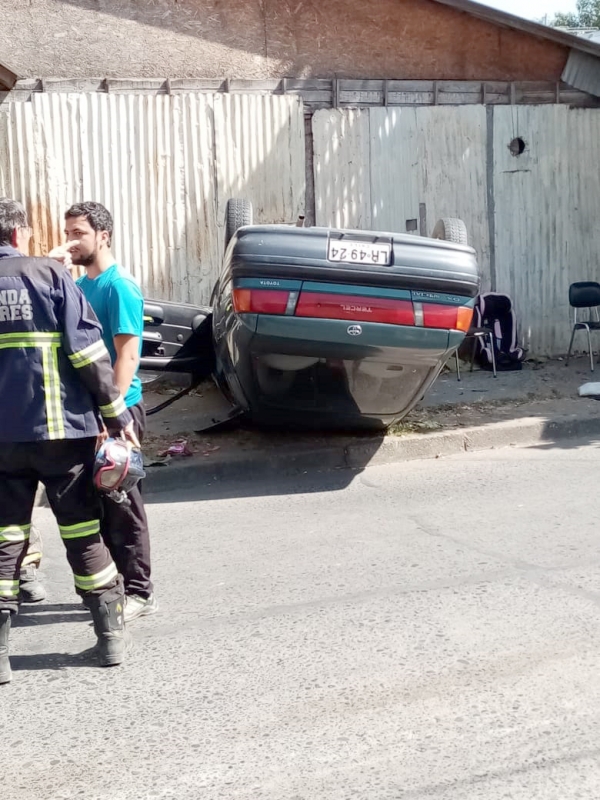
<box><xmin>93</xmin><ymin>438</ymin><xmax>146</xmax><ymax>496</ymax></box>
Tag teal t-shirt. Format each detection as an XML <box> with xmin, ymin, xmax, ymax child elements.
<box><xmin>77</xmin><ymin>264</ymin><xmax>143</xmax><ymax>408</ymax></box>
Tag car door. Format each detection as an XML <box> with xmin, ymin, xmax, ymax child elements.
<box><xmin>141</xmin><ymin>298</ymin><xmax>215</xmax><ymax>379</ymax></box>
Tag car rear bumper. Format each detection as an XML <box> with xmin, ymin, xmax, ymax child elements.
<box><xmin>214</xmin><ymin>313</ymin><xmax>463</xmax><ymax>430</ymax></box>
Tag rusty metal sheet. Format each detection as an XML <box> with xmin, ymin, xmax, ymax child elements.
<box><xmin>0</xmin><ymin>92</ymin><xmax>305</xmax><ymax>305</ymax></box>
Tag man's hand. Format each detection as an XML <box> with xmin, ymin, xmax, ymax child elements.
<box><xmin>96</xmin><ymin>421</ymin><xmax>140</xmax><ymax>450</ymax></box>
<box><xmin>96</xmin><ymin>424</ymin><xmax>109</xmax><ymax>452</ymax></box>
<box><xmin>122</xmin><ymin>420</ymin><xmax>141</xmax><ymax>450</ymax></box>
<box><xmin>48</xmin><ymin>241</ymin><xmax>81</xmax><ymax>273</ymax></box>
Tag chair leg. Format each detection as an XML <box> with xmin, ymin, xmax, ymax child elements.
<box><xmin>455</xmin><ymin>350</ymin><xmax>461</xmax><ymax>382</ymax></box>
<box><xmin>488</xmin><ymin>333</ymin><xmax>497</xmax><ymax>378</ymax></box>
<box><xmin>586</xmin><ymin>324</ymin><xmax>594</xmax><ymax>372</ymax></box>
<box><xmin>566</xmin><ymin>325</ymin><xmax>577</xmax><ymax>366</ymax></box>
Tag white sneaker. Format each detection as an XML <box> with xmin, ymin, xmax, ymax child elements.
<box><xmin>124</xmin><ymin>593</ymin><xmax>158</xmax><ymax>623</ymax></box>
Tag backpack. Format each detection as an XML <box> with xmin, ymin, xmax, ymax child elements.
<box><xmin>471</xmin><ymin>293</ymin><xmax>526</xmax><ymax>371</ymax></box>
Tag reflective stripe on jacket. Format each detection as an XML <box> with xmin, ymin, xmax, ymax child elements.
<box><xmin>0</xmin><ymin>250</ymin><xmax>132</xmax><ymax>442</ymax></box>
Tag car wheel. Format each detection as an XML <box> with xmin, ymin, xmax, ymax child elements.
<box><xmin>225</xmin><ymin>198</ymin><xmax>253</xmax><ymax>251</ymax></box>
<box><xmin>431</xmin><ymin>217</ymin><xmax>468</xmax><ymax>245</ymax></box>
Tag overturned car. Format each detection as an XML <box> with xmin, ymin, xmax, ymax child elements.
<box><xmin>141</xmin><ymin>201</ymin><xmax>480</xmax><ymax>432</ymax></box>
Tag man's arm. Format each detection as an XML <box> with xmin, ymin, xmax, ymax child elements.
<box><xmin>108</xmin><ymin>278</ymin><xmax>144</xmax><ymax>400</ymax></box>
<box><xmin>113</xmin><ymin>334</ymin><xmax>140</xmax><ymax>399</ymax></box>
<box><xmin>56</xmin><ymin>267</ymin><xmax>134</xmax><ymax>437</ymax></box>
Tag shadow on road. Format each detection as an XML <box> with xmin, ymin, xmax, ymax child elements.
<box><xmin>526</xmin><ymin>412</ymin><xmax>600</xmax><ymax>453</ymax></box>
<box><xmin>528</xmin><ymin>439</ymin><xmax>600</xmax><ymax>453</ymax></box>
<box><xmin>10</xmin><ymin>649</ymin><xmax>98</xmax><ymax>671</ymax></box>
<box><xmin>14</xmin><ymin>604</ymin><xmax>90</xmax><ymax>627</ymax></box>
<box><xmin>143</xmin><ymin>431</ymin><xmax>386</xmax><ymax>504</ymax></box>
<box><xmin>143</xmin><ymin>459</ymin><xmax>374</xmax><ymax>505</ymax></box>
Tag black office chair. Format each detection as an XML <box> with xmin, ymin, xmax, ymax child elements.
<box><xmin>566</xmin><ymin>281</ymin><xmax>600</xmax><ymax>372</ymax></box>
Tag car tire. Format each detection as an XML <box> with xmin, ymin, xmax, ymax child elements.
<box><xmin>225</xmin><ymin>198</ymin><xmax>253</xmax><ymax>251</ymax></box>
<box><xmin>431</xmin><ymin>217</ymin><xmax>468</xmax><ymax>245</ymax></box>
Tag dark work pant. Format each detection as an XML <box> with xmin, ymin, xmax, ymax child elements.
<box><xmin>100</xmin><ymin>401</ymin><xmax>153</xmax><ymax>598</ymax></box>
<box><xmin>0</xmin><ymin>438</ymin><xmax>120</xmax><ymax>614</ymax></box>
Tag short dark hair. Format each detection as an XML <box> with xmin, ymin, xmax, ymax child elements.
<box><xmin>0</xmin><ymin>198</ymin><xmax>28</xmax><ymax>246</ymax></box>
<box><xmin>65</xmin><ymin>201</ymin><xmax>113</xmax><ymax>245</ymax></box>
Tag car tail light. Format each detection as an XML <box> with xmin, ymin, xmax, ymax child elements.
<box><xmin>422</xmin><ymin>303</ymin><xmax>474</xmax><ymax>332</ymax></box>
<box><xmin>232</xmin><ymin>283</ymin><xmax>473</xmax><ymax>332</ymax></box>
<box><xmin>295</xmin><ymin>292</ymin><xmax>415</xmax><ymax>325</ymax></box>
<box><xmin>233</xmin><ymin>288</ymin><xmax>291</xmax><ymax>315</ymax></box>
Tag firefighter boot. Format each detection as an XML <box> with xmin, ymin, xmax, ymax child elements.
<box><xmin>0</xmin><ymin>610</ymin><xmax>11</xmax><ymax>685</ymax></box>
<box><xmin>87</xmin><ymin>587</ymin><xmax>128</xmax><ymax>668</ymax></box>
<box><xmin>18</xmin><ymin>564</ymin><xmax>47</xmax><ymax>603</ymax></box>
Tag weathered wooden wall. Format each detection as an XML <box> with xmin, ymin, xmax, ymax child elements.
<box><xmin>0</xmin><ymin>0</ymin><xmax>570</xmax><ymax>82</ymax></box>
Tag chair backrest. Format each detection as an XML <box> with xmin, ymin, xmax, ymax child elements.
<box><xmin>569</xmin><ymin>281</ymin><xmax>600</xmax><ymax>309</ymax></box>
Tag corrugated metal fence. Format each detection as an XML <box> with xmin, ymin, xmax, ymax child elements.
<box><xmin>493</xmin><ymin>106</ymin><xmax>600</xmax><ymax>355</ymax></box>
<box><xmin>0</xmin><ymin>93</ymin><xmax>305</xmax><ymax>304</ymax></box>
<box><xmin>313</xmin><ymin>105</ymin><xmax>490</xmax><ymax>281</ymax></box>
<box><xmin>2</xmin><ymin>90</ymin><xmax>600</xmax><ymax>354</ymax></box>
<box><xmin>313</xmin><ymin>105</ymin><xmax>600</xmax><ymax>355</ymax></box>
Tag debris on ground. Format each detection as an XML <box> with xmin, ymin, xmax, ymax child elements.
<box><xmin>158</xmin><ymin>439</ymin><xmax>194</xmax><ymax>458</ymax></box>
<box><xmin>579</xmin><ymin>382</ymin><xmax>600</xmax><ymax>398</ymax></box>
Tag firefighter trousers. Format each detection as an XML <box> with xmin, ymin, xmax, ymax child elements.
<box><xmin>0</xmin><ymin>438</ymin><xmax>120</xmax><ymax>614</ymax></box>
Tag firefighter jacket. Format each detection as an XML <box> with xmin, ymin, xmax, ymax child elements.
<box><xmin>0</xmin><ymin>247</ymin><xmax>133</xmax><ymax>442</ymax></box>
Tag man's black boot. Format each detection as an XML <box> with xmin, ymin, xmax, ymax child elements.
<box><xmin>87</xmin><ymin>587</ymin><xmax>129</xmax><ymax>667</ymax></box>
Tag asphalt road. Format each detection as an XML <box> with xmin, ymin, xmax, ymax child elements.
<box><xmin>4</xmin><ymin>438</ymin><xmax>600</xmax><ymax>799</ymax></box>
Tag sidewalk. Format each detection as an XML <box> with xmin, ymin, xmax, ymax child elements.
<box><xmin>140</xmin><ymin>355</ymin><xmax>600</xmax><ymax>494</ymax></box>
<box><xmin>422</xmin><ymin>356</ymin><xmax>585</xmax><ymax>409</ymax></box>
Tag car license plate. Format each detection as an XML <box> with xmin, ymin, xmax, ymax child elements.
<box><xmin>327</xmin><ymin>240</ymin><xmax>391</xmax><ymax>266</ymax></box>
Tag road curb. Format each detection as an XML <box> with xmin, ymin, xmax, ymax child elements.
<box><xmin>140</xmin><ymin>410</ymin><xmax>600</xmax><ymax>496</ymax></box>
<box><xmin>31</xmin><ymin>409</ymin><xmax>600</xmax><ymax>506</ymax></box>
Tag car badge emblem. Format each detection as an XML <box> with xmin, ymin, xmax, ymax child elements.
<box><xmin>347</xmin><ymin>324</ymin><xmax>362</xmax><ymax>336</ymax></box>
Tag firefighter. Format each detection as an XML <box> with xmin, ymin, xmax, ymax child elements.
<box><xmin>0</xmin><ymin>197</ymin><xmax>139</xmax><ymax>684</ymax></box>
